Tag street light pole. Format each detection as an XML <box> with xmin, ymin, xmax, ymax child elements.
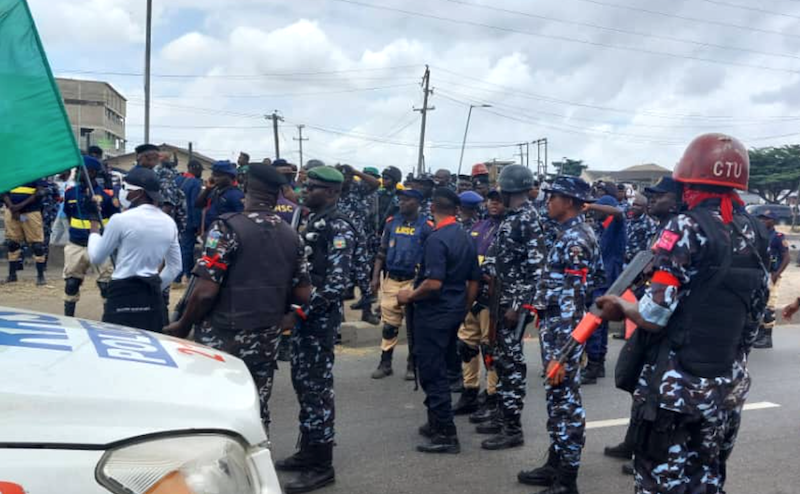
<box><xmin>457</xmin><ymin>104</ymin><xmax>491</xmax><ymax>176</ymax></box>
<box><xmin>144</xmin><ymin>0</ymin><xmax>152</xmax><ymax>144</ymax></box>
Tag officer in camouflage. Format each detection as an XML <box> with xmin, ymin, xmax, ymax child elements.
<box><xmin>596</xmin><ymin>134</ymin><xmax>769</xmax><ymax>494</ymax></box>
<box><xmin>164</xmin><ymin>163</ymin><xmax>310</xmax><ymax>434</ymax></box>
<box><xmin>518</xmin><ymin>176</ymin><xmax>600</xmax><ymax>494</ymax></box>
<box><xmin>377</xmin><ymin>166</ymin><xmax>403</xmax><ymax>232</ymax></box>
<box><xmin>624</xmin><ymin>193</ymin><xmax>658</xmax><ymax>266</ymax></box>
<box><xmin>275</xmin><ymin>166</ymin><xmax>356</xmax><ymax>493</ymax></box>
<box><xmin>153</xmin><ymin>153</ymin><xmax>186</xmax><ymax>232</ymax></box>
<box><xmin>479</xmin><ymin>165</ymin><xmax>546</xmax><ymax>451</ymax></box>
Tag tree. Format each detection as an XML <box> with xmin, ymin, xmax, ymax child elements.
<box><xmin>552</xmin><ymin>158</ymin><xmax>587</xmax><ymax>177</ymax></box>
<box><xmin>749</xmin><ymin>145</ymin><xmax>800</xmax><ymax>203</ymax></box>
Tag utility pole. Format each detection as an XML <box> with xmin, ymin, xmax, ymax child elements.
<box><xmin>265</xmin><ymin>111</ymin><xmax>284</xmax><ymax>159</ymax></box>
<box><xmin>188</xmin><ymin>141</ymin><xmax>193</xmax><ymax>163</ymax></box>
<box><xmin>457</xmin><ymin>103</ymin><xmax>491</xmax><ymax>176</ymax></box>
<box><xmin>532</xmin><ymin>138</ymin><xmax>548</xmax><ymax>177</ymax></box>
<box><xmin>414</xmin><ymin>65</ymin><xmax>434</xmax><ymax>176</ymax></box>
<box><xmin>144</xmin><ymin>0</ymin><xmax>152</xmax><ymax>143</ymax></box>
<box><xmin>516</xmin><ymin>143</ymin><xmax>526</xmax><ymax>167</ymax></box>
<box><xmin>293</xmin><ymin>124</ymin><xmax>308</xmax><ymax>165</ymax></box>
<box><xmin>526</xmin><ymin>142</ymin><xmax>530</xmax><ymax>169</ymax></box>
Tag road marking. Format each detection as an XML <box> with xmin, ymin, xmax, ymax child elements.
<box><xmin>586</xmin><ymin>401</ymin><xmax>781</xmax><ymax>430</ymax></box>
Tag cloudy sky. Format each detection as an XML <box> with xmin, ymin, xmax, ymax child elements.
<box><xmin>29</xmin><ymin>0</ymin><xmax>800</xmax><ymax>176</ymax></box>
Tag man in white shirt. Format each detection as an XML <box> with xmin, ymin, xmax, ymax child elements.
<box><xmin>88</xmin><ymin>167</ymin><xmax>181</xmax><ymax>332</ymax></box>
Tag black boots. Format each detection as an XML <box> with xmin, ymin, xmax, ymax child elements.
<box><xmin>64</xmin><ymin>301</ymin><xmax>77</xmax><ymax>317</ymax></box>
<box><xmin>35</xmin><ymin>262</ymin><xmax>46</xmax><ymax>286</ymax></box>
<box><xmin>518</xmin><ymin>446</ymin><xmax>560</xmax><ymax>486</ymax></box>
<box><xmin>753</xmin><ymin>327</ymin><xmax>773</xmax><ymax>349</ymax></box>
<box><xmin>417</xmin><ymin>422</ymin><xmax>460</xmax><ymax>454</ymax></box>
<box><xmin>275</xmin><ymin>435</ymin><xmax>313</xmax><ymax>472</ymax></box>
<box><xmin>350</xmin><ymin>295</ymin><xmax>375</xmax><ymax>310</ymax></box>
<box><xmin>361</xmin><ymin>306</ymin><xmax>380</xmax><ymax>325</ymax></box>
<box><xmin>603</xmin><ymin>441</ymin><xmax>633</xmax><ymax>460</ymax></box>
<box><xmin>480</xmin><ymin>417</ymin><xmax>524</xmax><ymax>450</ymax></box>
<box><xmin>404</xmin><ymin>357</ymin><xmax>415</xmax><ymax>381</ymax></box>
<box><xmin>453</xmin><ymin>387</ymin><xmax>480</xmax><ymax>415</ymax></box>
<box><xmin>536</xmin><ymin>466</ymin><xmax>579</xmax><ymax>494</ymax></box>
<box><xmin>282</xmin><ymin>442</ymin><xmax>335</xmax><ymax>494</ymax></box>
<box><xmin>371</xmin><ymin>350</ymin><xmax>393</xmax><ymax>379</ymax></box>
<box><xmin>470</xmin><ymin>393</ymin><xmax>498</xmax><ymax>423</ymax></box>
<box><xmin>580</xmin><ymin>359</ymin><xmax>604</xmax><ymax>385</ymax></box>
<box><xmin>5</xmin><ymin>261</ymin><xmax>17</xmax><ymax>283</ymax></box>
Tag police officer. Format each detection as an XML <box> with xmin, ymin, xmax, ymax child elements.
<box><xmin>434</xmin><ymin>168</ymin><xmax>454</xmax><ymax>190</ymax></box>
<box><xmin>275</xmin><ymin>166</ymin><xmax>355</xmax><ymax>493</ymax></box>
<box><xmin>624</xmin><ymin>193</ymin><xmax>658</xmax><ymax>266</ymax></box>
<box><xmin>517</xmin><ymin>176</ymin><xmax>600</xmax><ymax>494</ymax></box>
<box><xmin>153</xmin><ymin>152</ymin><xmax>186</xmax><ymax>232</ymax></box>
<box><xmin>195</xmin><ymin>160</ymin><xmax>245</xmax><ymax>233</ymax></box>
<box><xmin>61</xmin><ymin>156</ymin><xmax>119</xmax><ymax>316</ymax></box>
<box><xmin>479</xmin><ymin>165</ymin><xmax>546</xmax><ymax>450</ymax></box>
<box><xmin>377</xmin><ymin>166</ymin><xmax>403</xmax><ymax>232</ymax></box>
<box><xmin>453</xmin><ymin>189</ymin><xmax>505</xmax><ymax>417</ymax></box>
<box><xmin>174</xmin><ymin>160</ymin><xmax>204</xmax><ymax>282</ymax></box>
<box><xmin>456</xmin><ymin>174</ymin><xmax>473</xmax><ymax>194</ymax></box>
<box><xmin>165</xmin><ymin>163</ymin><xmax>310</xmax><ymax>432</ymax></box>
<box><xmin>753</xmin><ymin>210</ymin><xmax>788</xmax><ymax>349</ymax></box>
<box><xmin>458</xmin><ymin>190</ymin><xmax>484</xmax><ymax>232</ymax></box>
<box><xmin>2</xmin><ymin>177</ymin><xmax>48</xmax><ymax>284</ymax></box>
<box><xmin>471</xmin><ymin>163</ymin><xmax>491</xmax><ymax>199</ymax></box>
<box><xmin>596</xmin><ymin>133</ymin><xmax>769</xmax><ymax>494</ymax></box>
<box><xmin>397</xmin><ymin>187</ymin><xmax>481</xmax><ymax>454</ymax></box>
<box><xmin>411</xmin><ymin>174</ymin><xmax>436</xmax><ymax>221</ymax></box>
<box><xmin>369</xmin><ymin>188</ymin><xmax>433</xmax><ymax>380</ymax></box>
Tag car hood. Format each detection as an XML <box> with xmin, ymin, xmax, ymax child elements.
<box><xmin>0</xmin><ymin>307</ymin><xmax>266</xmax><ymax>446</ymax></box>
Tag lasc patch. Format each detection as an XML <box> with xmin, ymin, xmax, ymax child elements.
<box><xmin>655</xmin><ymin>230</ymin><xmax>679</xmax><ymax>252</ymax></box>
<box><xmin>333</xmin><ymin>235</ymin><xmax>347</xmax><ymax>249</ymax></box>
<box><xmin>205</xmin><ymin>230</ymin><xmax>221</xmax><ymax>249</ymax></box>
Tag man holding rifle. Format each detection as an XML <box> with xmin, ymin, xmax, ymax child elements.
<box><xmin>517</xmin><ymin>176</ymin><xmax>600</xmax><ymax>494</ymax></box>
<box><xmin>595</xmin><ymin>134</ymin><xmax>769</xmax><ymax>494</ymax></box>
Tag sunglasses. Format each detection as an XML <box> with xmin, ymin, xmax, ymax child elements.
<box><xmin>303</xmin><ymin>183</ymin><xmax>332</xmax><ymax>192</ymax></box>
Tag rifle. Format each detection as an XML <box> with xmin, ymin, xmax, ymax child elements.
<box><xmin>171</xmin><ymin>275</ymin><xmax>197</xmax><ymax>323</ymax></box>
<box><xmin>546</xmin><ymin>250</ymin><xmax>654</xmax><ymax>380</ymax></box>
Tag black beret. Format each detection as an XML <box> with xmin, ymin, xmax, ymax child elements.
<box><xmin>135</xmin><ymin>143</ymin><xmax>159</xmax><ymax>154</ymax></box>
<box><xmin>432</xmin><ymin>186</ymin><xmax>460</xmax><ymax>206</ymax></box>
<box><xmin>249</xmin><ymin>163</ymin><xmax>288</xmax><ymax>188</ymax></box>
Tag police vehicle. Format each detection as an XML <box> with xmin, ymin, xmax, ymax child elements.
<box><xmin>0</xmin><ymin>307</ymin><xmax>281</xmax><ymax>494</ymax></box>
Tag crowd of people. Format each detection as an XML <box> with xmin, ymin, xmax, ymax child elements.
<box><xmin>0</xmin><ymin>133</ymin><xmax>791</xmax><ymax>494</ymax></box>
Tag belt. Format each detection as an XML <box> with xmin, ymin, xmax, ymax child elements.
<box><xmin>387</xmin><ymin>271</ymin><xmax>415</xmax><ymax>282</ymax></box>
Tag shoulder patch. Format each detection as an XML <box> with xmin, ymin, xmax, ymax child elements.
<box><xmin>205</xmin><ymin>229</ymin><xmax>222</xmax><ymax>249</ymax></box>
<box><xmin>333</xmin><ymin>235</ymin><xmax>347</xmax><ymax>250</ymax></box>
<box><xmin>426</xmin><ymin>221</ymin><xmax>434</xmax><ymax>227</ymax></box>
<box><xmin>655</xmin><ymin>230</ymin><xmax>679</xmax><ymax>252</ymax></box>
<box><xmin>386</xmin><ymin>216</ymin><xmax>394</xmax><ymax>223</ymax></box>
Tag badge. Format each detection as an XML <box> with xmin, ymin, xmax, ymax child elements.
<box><xmin>655</xmin><ymin>230</ymin><xmax>679</xmax><ymax>252</ymax></box>
<box><xmin>205</xmin><ymin>230</ymin><xmax>221</xmax><ymax>249</ymax></box>
<box><xmin>333</xmin><ymin>235</ymin><xmax>347</xmax><ymax>249</ymax></box>
<box><xmin>389</xmin><ymin>239</ymin><xmax>396</xmax><ymax>248</ymax></box>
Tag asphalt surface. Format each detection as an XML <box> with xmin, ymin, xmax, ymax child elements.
<box><xmin>267</xmin><ymin>327</ymin><xmax>800</xmax><ymax>494</ymax></box>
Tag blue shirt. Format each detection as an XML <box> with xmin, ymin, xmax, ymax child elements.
<box><xmin>63</xmin><ymin>184</ymin><xmax>121</xmax><ymax>246</ymax></box>
<box><xmin>597</xmin><ymin>196</ymin><xmax>626</xmax><ymax>287</ymax></box>
<box><xmin>204</xmin><ymin>185</ymin><xmax>244</xmax><ymax>229</ymax></box>
<box><xmin>415</xmin><ymin>217</ymin><xmax>481</xmax><ymax>318</ymax></box>
<box><xmin>768</xmin><ymin>228</ymin><xmax>788</xmax><ymax>273</ymax></box>
<box><xmin>175</xmin><ymin>173</ymin><xmax>202</xmax><ymax>231</ymax></box>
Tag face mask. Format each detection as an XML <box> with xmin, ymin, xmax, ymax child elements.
<box><xmin>119</xmin><ymin>182</ymin><xmax>143</xmax><ymax>210</ymax></box>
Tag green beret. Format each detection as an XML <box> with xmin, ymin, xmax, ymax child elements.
<box><xmin>364</xmin><ymin>166</ymin><xmax>380</xmax><ymax>177</ymax></box>
<box><xmin>248</xmin><ymin>163</ymin><xmax>286</xmax><ymax>187</ymax></box>
<box><xmin>308</xmin><ymin>166</ymin><xmax>344</xmax><ymax>184</ymax></box>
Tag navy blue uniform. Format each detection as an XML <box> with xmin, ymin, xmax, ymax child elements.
<box><xmin>413</xmin><ymin>216</ymin><xmax>481</xmax><ymax>434</ymax></box>
<box><xmin>204</xmin><ymin>185</ymin><xmax>244</xmax><ymax>230</ymax></box>
<box><xmin>175</xmin><ymin>172</ymin><xmax>203</xmax><ymax>279</ymax></box>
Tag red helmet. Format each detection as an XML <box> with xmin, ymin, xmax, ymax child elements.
<box><xmin>471</xmin><ymin>163</ymin><xmax>489</xmax><ymax>177</ymax></box>
<box><xmin>673</xmin><ymin>133</ymin><xmax>749</xmax><ymax>190</ymax></box>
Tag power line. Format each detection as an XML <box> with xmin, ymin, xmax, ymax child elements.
<box><xmin>328</xmin><ymin>0</ymin><xmax>800</xmax><ymax>75</ymax></box>
<box><xmin>697</xmin><ymin>0</ymin><xmax>800</xmax><ymax>21</ymax></box>
<box><xmin>145</xmin><ymin>83</ymin><xmax>417</xmax><ymax>99</ymax></box>
<box><xmin>440</xmin><ymin>0</ymin><xmax>800</xmax><ymax>61</ymax></box>
<box><xmin>56</xmin><ymin>64</ymin><xmax>422</xmax><ymax>79</ymax></box>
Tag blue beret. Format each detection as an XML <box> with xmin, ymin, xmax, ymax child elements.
<box><xmin>272</xmin><ymin>158</ymin><xmax>289</xmax><ymax>167</ymax></box>
<box><xmin>595</xmin><ymin>195</ymin><xmax>618</xmax><ymax>207</ymax></box>
<box><xmin>459</xmin><ymin>190</ymin><xmax>484</xmax><ymax>208</ymax></box>
<box><xmin>398</xmin><ymin>189</ymin><xmax>423</xmax><ymax>201</ymax></box>
<box><xmin>757</xmin><ymin>210</ymin><xmax>778</xmax><ymax>220</ymax></box>
<box><xmin>212</xmin><ymin>160</ymin><xmax>237</xmax><ymax>177</ymax></box>
<box><xmin>83</xmin><ymin>155</ymin><xmax>103</xmax><ymax>172</ymax></box>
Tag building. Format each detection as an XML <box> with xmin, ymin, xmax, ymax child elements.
<box><xmin>56</xmin><ymin>78</ymin><xmax>126</xmax><ymax>157</ymax></box>
<box><xmin>105</xmin><ymin>143</ymin><xmax>216</xmax><ymax>173</ymax></box>
<box><xmin>481</xmin><ymin>159</ymin><xmax>517</xmax><ymax>183</ymax></box>
<box><xmin>581</xmin><ymin>163</ymin><xmax>672</xmax><ymax>189</ymax></box>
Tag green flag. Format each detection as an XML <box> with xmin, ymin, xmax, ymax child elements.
<box><xmin>0</xmin><ymin>0</ymin><xmax>81</xmax><ymax>193</ymax></box>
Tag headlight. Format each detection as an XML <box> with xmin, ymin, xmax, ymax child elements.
<box><xmin>96</xmin><ymin>433</ymin><xmax>258</xmax><ymax>494</ymax></box>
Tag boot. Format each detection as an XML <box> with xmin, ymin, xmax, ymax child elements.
<box><xmin>470</xmin><ymin>393</ymin><xmax>498</xmax><ymax>424</ymax></box>
<box><xmin>475</xmin><ymin>404</ymin><xmax>502</xmax><ymax>434</ymax></box>
<box><xmin>343</xmin><ymin>287</ymin><xmax>355</xmax><ymax>301</ymax></box>
<box><xmin>603</xmin><ymin>441</ymin><xmax>633</xmax><ymax>460</ymax></box>
<box><xmin>275</xmin><ymin>435</ymin><xmax>313</xmax><ymax>472</ymax></box>
<box><xmin>277</xmin><ymin>335</ymin><xmax>292</xmax><ymax>362</ymax></box>
<box><xmin>4</xmin><ymin>262</ymin><xmax>17</xmax><ymax>283</ymax></box>
<box><xmin>481</xmin><ymin>417</ymin><xmax>524</xmax><ymax>450</ymax></box>
<box><xmin>283</xmin><ymin>443</ymin><xmax>335</xmax><ymax>494</ymax></box>
<box><xmin>371</xmin><ymin>350</ymin><xmax>393</xmax><ymax>379</ymax></box>
<box><xmin>518</xmin><ymin>446</ymin><xmax>559</xmax><ymax>486</ymax></box>
<box><xmin>350</xmin><ymin>295</ymin><xmax>375</xmax><ymax>310</ymax></box>
<box><xmin>417</xmin><ymin>424</ymin><xmax>460</xmax><ymax>454</ymax></box>
<box><xmin>535</xmin><ymin>466</ymin><xmax>579</xmax><ymax>494</ymax></box>
<box><xmin>418</xmin><ymin>422</ymin><xmax>434</xmax><ymax>439</ymax></box>
<box><xmin>622</xmin><ymin>462</ymin><xmax>634</xmax><ymax>476</ymax></box>
<box><xmin>361</xmin><ymin>307</ymin><xmax>380</xmax><ymax>325</ymax></box>
<box><xmin>753</xmin><ymin>327</ymin><xmax>773</xmax><ymax>349</ymax></box>
<box><xmin>36</xmin><ymin>262</ymin><xmax>47</xmax><ymax>286</ymax></box>
<box><xmin>580</xmin><ymin>360</ymin><xmax>601</xmax><ymax>385</ymax></box>
<box><xmin>64</xmin><ymin>301</ymin><xmax>77</xmax><ymax>317</ymax></box>
<box><xmin>404</xmin><ymin>358</ymin><xmax>415</xmax><ymax>381</ymax></box>
<box><xmin>452</xmin><ymin>387</ymin><xmax>480</xmax><ymax>415</ymax></box>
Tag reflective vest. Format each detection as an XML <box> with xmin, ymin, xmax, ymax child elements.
<box><xmin>7</xmin><ymin>182</ymin><xmax>42</xmax><ymax>213</ymax></box>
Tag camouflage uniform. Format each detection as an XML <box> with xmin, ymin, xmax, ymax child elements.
<box><xmin>154</xmin><ymin>163</ymin><xmax>186</xmax><ymax>232</ymax></box>
<box><xmin>193</xmin><ymin>212</ymin><xmax>309</xmax><ymax>429</ymax></box>
<box><xmin>337</xmin><ymin>181</ymin><xmax>374</xmax><ymax>297</ymax></box>
<box><xmin>483</xmin><ymin>200</ymin><xmax>546</xmax><ymax>432</ymax></box>
<box><xmin>293</xmin><ymin>210</ymin><xmax>356</xmax><ymax>444</ymax></box>
<box><xmin>625</xmin><ymin>213</ymin><xmax>659</xmax><ymax>265</ymax></box>
<box><xmin>535</xmin><ymin>215</ymin><xmax>601</xmax><ymax>469</ymax></box>
<box><xmin>631</xmin><ymin>206</ymin><xmax>768</xmax><ymax>494</ymax></box>
<box><xmin>419</xmin><ymin>198</ymin><xmax>434</xmax><ymax>222</ymax></box>
<box><xmin>40</xmin><ymin>179</ymin><xmax>61</xmax><ymax>262</ymax></box>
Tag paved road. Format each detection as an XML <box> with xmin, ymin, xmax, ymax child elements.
<box><xmin>267</xmin><ymin>327</ymin><xmax>800</xmax><ymax>494</ymax></box>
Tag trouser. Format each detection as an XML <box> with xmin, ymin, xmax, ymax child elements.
<box><xmin>50</xmin><ymin>216</ymin><xmax>69</xmax><ymax>246</ymax></box>
<box><xmin>763</xmin><ymin>277</ymin><xmax>781</xmax><ymax>330</ymax></box>
<box><xmin>540</xmin><ymin>313</ymin><xmax>586</xmax><ymax>469</ymax></box>
<box><xmin>494</xmin><ymin>318</ymin><xmax>527</xmax><ymax>425</ymax></box>
<box><xmin>379</xmin><ymin>275</ymin><xmax>413</xmax><ymax>351</ymax></box>
<box><xmin>179</xmin><ymin>228</ymin><xmax>197</xmax><ymax>280</ymax></box>
<box><xmin>195</xmin><ymin>323</ymin><xmax>281</xmax><ymax>428</ymax></box>
<box><xmin>62</xmin><ymin>242</ymin><xmax>114</xmax><ymax>302</ymax></box>
<box><xmin>457</xmin><ymin>308</ymin><xmax>498</xmax><ymax>393</ymax></box>
<box><xmin>414</xmin><ymin>311</ymin><xmax>461</xmax><ymax>433</ymax></box>
<box><xmin>102</xmin><ymin>276</ymin><xmax>165</xmax><ymax>332</ymax></box>
<box><xmin>291</xmin><ymin>313</ymin><xmax>338</xmax><ymax>445</ymax></box>
<box><xmin>4</xmin><ymin>209</ymin><xmax>46</xmax><ymax>263</ymax></box>
<box><xmin>633</xmin><ymin>406</ymin><xmax>732</xmax><ymax>494</ymax></box>
<box><xmin>350</xmin><ymin>229</ymin><xmax>373</xmax><ymax>298</ymax></box>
